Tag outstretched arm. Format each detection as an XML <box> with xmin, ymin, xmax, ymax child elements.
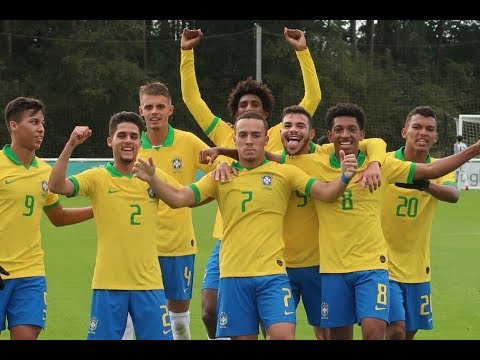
<box><xmin>425</xmin><ymin>183</ymin><xmax>459</xmax><ymax>203</ymax></box>
<box><xmin>414</xmin><ymin>140</ymin><xmax>480</xmax><ymax>179</ymax></box>
<box><xmin>133</xmin><ymin>157</ymin><xmax>197</xmax><ymax>208</ymax></box>
<box><xmin>199</xmin><ymin>147</ymin><xmax>239</xmax><ymax>165</ymax></box>
<box><xmin>44</xmin><ymin>203</ymin><xmax>94</xmax><ymax>226</ymax></box>
<box><xmin>49</xmin><ymin>126</ymin><xmax>92</xmax><ymax>196</ymax></box>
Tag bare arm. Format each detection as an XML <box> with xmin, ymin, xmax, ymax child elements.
<box><xmin>44</xmin><ymin>204</ymin><xmax>94</xmax><ymax>226</ymax></box>
<box><xmin>133</xmin><ymin>157</ymin><xmax>197</xmax><ymax>208</ymax></box>
<box><xmin>414</xmin><ymin>140</ymin><xmax>480</xmax><ymax>179</ymax></box>
<box><xmin>265</xmin><ymin>151</ymin><xmax>281</xmax><ymax>163</ymax></box>
<box><xmin>49</xmin><ymin>126</ymin><xmax>92</xmax><ymax>196</ymax></box>
<box><xmin>356</xmin><ymin>138</ymin><xmax>387</xmax><ymax>192</ymax></box>
<box><xmin>199</xmin><ymin>147</ymin><xmax>239</xmax><ymax>165</ymax></box>
<box><xmin>425</xmin><ymin>183</ymin><xmax>459</xmax><ymax>203</ymax></box>
<box><xmin>310</xmin><ymin>150</ymin><xmax>358</xmax><ymax>203</ymax></box>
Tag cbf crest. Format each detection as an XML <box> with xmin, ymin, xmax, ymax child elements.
<box><xmin>41</xmin><ymin>180</ymin><xmax>49</xmax><ymax>195</ymax></box>
<box><xmin>88</xmin><ymin>316</ymin><xmax>98</xmax><ymax>333</ymax></box>
<box><xmin>219</xmin><ymin>312</ymin><xmax>228</xmax><ymax>328</ymax></box>
<box><xmin>261</xmin><ymin>174</ymin><xmax>273</xmax><ymax>188</ymax></box>
<box><xmin>321</xmin><ymin>302</ymin><xmax>329</xmax><ymax>319</ymax></box>
<box><xmin>171</xmin><ymin>156</ymin><xmax>182</xmax><ymax>173</ymax></box>
<box><xmin>147</xmin><ymin>187</ymin><xmax>156</xmax><ymax>198</ymax></box>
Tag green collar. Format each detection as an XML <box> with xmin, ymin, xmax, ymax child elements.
<box><xmin>2</xmin><ymin>144</ymin><xmax>39</xmax><ymax>168</ymax></box>
<box><xmin>105</xmin><ymin>162</ymin><xmax>134</xmax><ymax>178</ymax></box>
<box><xmin>329</xmin><ymin>149</ymin><xmax>366</xmax><ymax>168</ymax></box>
<box><xmin>394</xmin><ymin>146</ymin><xmax>431</xmax><ymax>164</ymax></box>
<box><xmin>232</xmin><ymin>158</ymin><xmax>269</xmax><ymax>171</ymax></box>
<box><xmin>140</xmin><ymin>124</ymin><xmax>175</xmax><ymax>149</ymax></box>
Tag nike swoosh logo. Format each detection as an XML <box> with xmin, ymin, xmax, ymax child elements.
<box><xmin>163</xmin><ymin>328</ymin><xmax>172</xmax><ymax>335</ymax></box>
<box><xmin>183</xmin><ymin>288</ymin><xmax>189</xmax><ymax>292</ymax></box>
<box><xmin>375</xmin><ymin>305</ymin><xmax>387</xmax><ymax>310</ymax></box>
<box><xmin>428</xmin><ymin>317</ymin><xmax>433</xmax><ymax>322</ymax></box>
<box><xmin>5</xmin><ymin>179</ymin><xmax>15</xmax><ymax>184</ymax></box>
<box><xmin>284</xmin><ymin>311</ymin><xmax>295</xmax><ymax>315</ymax></box>
<box><xmin>108</xmin><ymin>189</ymin><xmax>121</xmax><ymax>194</ymax></box>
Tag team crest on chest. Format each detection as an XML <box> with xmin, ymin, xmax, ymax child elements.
<box><xmin>41</xmin><ymin>180</ymin><xmax>49</xmax><ymax>193</ymax></box>
<box><xmin>147</xmin><ymin>187</ymin><xmax>156</xmax><ymax>198</ymax></box>
<box><xmin>261</xmin><ymin>174</ymin><xmax>273</xmax><ymax>188</ymax></box>
<box><xmin>172</xmin><ymin>156</ymin><xmax>182</xmax><ymax>173</ymax></box>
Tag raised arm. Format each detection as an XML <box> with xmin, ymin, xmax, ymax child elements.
<box><xmin>133</xmin><ymin>157</ymin><xmax>197</xmax><ymax>208</ymax></box>
<box><xmin>285</xmin><ymin>27</ymin><xmax>321</xmax><ymax>117</ymax></box>
<box><xmin>267</xmin><ymin>28</ymin><xmax>321</xmax><ymax>151</ymax></box>
<box><xmin>180</xmin><ymin>28</ymin><xmax>233</xmax><ymax>146</ymax></box>
<box><xmin>48</xmin><ymin>126</ymin><xmax>92</xmax><ymax>196</ymax></box>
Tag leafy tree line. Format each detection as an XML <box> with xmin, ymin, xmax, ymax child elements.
<box><xmin>1</xmin><ymin>19</ymin><xmax>479</xmax><ymax>158</ymax></box>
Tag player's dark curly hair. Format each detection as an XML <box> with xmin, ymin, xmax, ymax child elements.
<box><xmin>326</xmin><ymin>103</ymin><xmax>366</xmax><ymax>130</ymax></box>
<box><xmin>227</xmin><ymin>77</ymin><xmax>275</xmax><ymax>119</ymax></box>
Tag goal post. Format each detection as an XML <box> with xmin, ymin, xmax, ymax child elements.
<box><xmin>456</xmin><ymin>115</ymin><xmax>480</xmax><ymax>190</ymax></box>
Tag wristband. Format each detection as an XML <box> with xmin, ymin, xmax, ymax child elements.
<box><xmin>341</xmin><ymin>172</ymin><xmax>351</xmax><ymax>184</ymax></box>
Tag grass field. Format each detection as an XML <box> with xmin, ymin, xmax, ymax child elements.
<box><xmin>1</xmin><ymin>190</ymin><xmax>479</xmax><ymax>340</ymax></box>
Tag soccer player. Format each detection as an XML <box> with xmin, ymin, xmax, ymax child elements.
<box><xmin>180</xmin><ymin>26</ymin><xmax>321</xmax><ymax>339</ymax></box>
<box><xmin>201</xmin><ymin>104</ymin><xmax>386</xmax><ymax>340</ymax></box>
<box><xmin>121</xmin><ymin>82</ymin><xmax>219</xmax><ymax>340</ymax></box>
<box><xmin>453</xmin><ymin>135</ymin><xmax>469</xmax><ymax>190</ymax></box>
<box><xmin>48</xmin><ymin>111</ymin><xmax>179</xmax><ymax>340</ymax></box>
<box><xmin>279</xmin><ymin>103</ymin><xmax>480</xmax><ymax>340</ymax></box>
<box><xmin>0</xmin><ymin>96</ymin><xmax>94</xmax><ymax>340</ymax></box>
<box><xmin>133</xmin><ymin>111</ymin><xmax>358</xmax><ymax>340</ymax></box>
<box><xmin>183</xmin><ymin>28</ymin><xmax>385</xmax><ymax>340</ymax></box>
<box><xmin>382</xmin><ymin>106</ymin><xmax>459</xmax><ymax>340</ymax></box>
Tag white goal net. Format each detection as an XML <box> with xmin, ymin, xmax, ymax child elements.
<box><xmin>455</xmin><ymin>115</ymin><xmax>480</xmax><ymax>190</ymax></box>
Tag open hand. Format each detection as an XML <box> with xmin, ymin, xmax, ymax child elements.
<box><xmin>133</xmin><ymin>156</ymin><xmax>156</xmax><ymax>182</ymax></box>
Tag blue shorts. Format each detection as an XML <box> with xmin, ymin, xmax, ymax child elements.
<box><xmin>321</xmin><ymin>269</ymin><xmax>389</xmax><ymax>328</ymax></box>
<box><xmin>87</xmin><ymin>289</ymin><xmax>172</xmax><ymax>340</ymax></box>
<box><xmin>216</xmin><ymin>274</ymin><xmax>296</xmax><ymax>338</ymax></box>
<box><xmin>389</xmin><ymin>280</ymin><xmax>433</xmax><ymax>332</ymax></box>
<box><xmin>158</xmin><ymin>254</ymin><xmax>195</xmax><ymax>300</ymax></box>
<box><xmin>286</xmin><ymin>266</ymin><xmax>322</xmax><ymax>327</ymax></box>
<box><xmin>201</xmin><ymin>240</ymin><xmax>221</xmax><ymax>291</ymax></box>
<box><xmin>0</xmin><ymin>276</ymin><xmax>47</xmax><ymax>331</ymax></box>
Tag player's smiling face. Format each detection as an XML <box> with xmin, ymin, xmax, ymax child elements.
<box><xmin>402</xmin><ymin>114</ymin><xmax>438</xmax><ymax>152</ymax></box>
<box><xmin>234</xmin><ymin>118</ymin><xmax>268</xmax><ymax>163</ymax></box>
<box><xmin>328</xmin><ymin>116</ymin><xmax>364</xmax><ymax>156</ymax></box>
<box><xmin>281</xmin><ymin>113</ymin><xmax>315</xmax><ymax>155</ymax></box>
<box><xmin>108</xmin><ymin>122</ymin><xmax>142</xmax><ymax>164</ymax></box>
<box><xmin>139</xmin><ymin>94</ymin><xmax>173</xmax><ymax>130</ymax></box>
